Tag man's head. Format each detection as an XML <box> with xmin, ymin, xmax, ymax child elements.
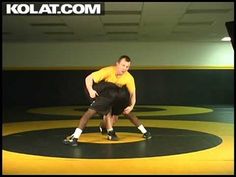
<box><xmin>116</xmin><ymin>55</ymin><xmax>131</xmax><ymax>75</ymax></box>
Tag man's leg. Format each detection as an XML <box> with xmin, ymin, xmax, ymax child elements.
<box><xmin>63</xmin><ymin>108</ymin><xmax>97</xmax><ymax>146</ymax></box>
<box><xmin>104</xmin><ymin>113</ymin><xmax>119</xmax><ymax>141</ymax></box>
<box><xmin>99</xmin><ymin>116</ymin><xmax>107</xmax><ymax>134</ymax></box>
<box><xmin>124</xmin><ymin>112</ymin><xmax>152</xmax><ymax>139</ymax></box>
<box><xmin>99</xmin><ymin>115</ymin><xmax>118</xmax><ymax>134</ymax></box>
<box><xmin>124</xmin><ymin>112</ymin><xmax>141</xmax><ymax>126</ymax></box>
<box><xmin>77</xmin><ymin>108</ymin><xmax>97</xmax><ymax>130</ymax></box>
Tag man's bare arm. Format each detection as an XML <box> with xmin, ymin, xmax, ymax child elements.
<box><xmin>123</xmin><ymin>90</ymin><xmax>136</xmax><ymax>114</ymax></box>
<box><xmin>85</xmin><ymin>74</ymin><xmax>98</xmax><ymax>98</ymax></box>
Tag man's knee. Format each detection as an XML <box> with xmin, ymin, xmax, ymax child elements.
<box><xmin>123</xmin><ymin>112</ymin><xmax>132</xmax><ymax>118</ymax></box>
<box><xmin>124</xmin><ymin>112</ymin><xmax>140</xmax><ymax>121</ymax></box>
<box><xmin>83</xmin><ymin>108</ymin><xmax>97</xmax><ymax>118</ymax></box>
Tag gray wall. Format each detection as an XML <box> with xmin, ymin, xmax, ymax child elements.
<box><xmin>3</xmin><ymin>41</ymin><xmax>234</xmax><ymax>68</ymax></box>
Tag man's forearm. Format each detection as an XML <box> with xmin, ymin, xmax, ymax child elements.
<box><xmin>130</xmin><ymin>92</ymin><xmax>136</xmax><ymax>108</ymax></box>
<box><xmin>85</xmin><ymin>74</ymin><xmax>94</xmax><ymax>92</ymax></box>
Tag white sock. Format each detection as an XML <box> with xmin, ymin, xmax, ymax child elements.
<box><xmin>107</xmin><ymin>128</ymin><xmax>113</xmax><ymax>132</ymax></box>
<box><xmin>138</xmin><ymin>124</ymin><xmax>147</xmax><ymax>134</ymax></box>
<box><xmin>73</xmin><ymin>128</ymin><xmax>82</xmax><ymax>139</ymax></box>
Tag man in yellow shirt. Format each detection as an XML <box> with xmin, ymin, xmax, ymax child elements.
<box><xmin>63</xmin><ymin>55</ymin><xmax>152</xmax><ymax>146</ymax></box>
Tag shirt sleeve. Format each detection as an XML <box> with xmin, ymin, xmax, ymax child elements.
<box><xmin>91</xmin><ymin>67</ymin><xmax>111</xmax><ymax>83</ymax></box>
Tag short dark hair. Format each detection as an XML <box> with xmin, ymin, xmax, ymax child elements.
<box><xmin>118</xmin><ymin>55</ymin><xmax>131</xmax><ymax>63</ymax></box>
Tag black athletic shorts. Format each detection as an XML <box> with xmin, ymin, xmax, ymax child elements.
<box><xmin>85</xmin><ymin>81</ymin><xmax>130</xmax><ymax>115</ymax></box>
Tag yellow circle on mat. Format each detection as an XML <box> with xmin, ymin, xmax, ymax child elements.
<box><xmin>27</xmin><ymin>105</ymin><xmax>213</xmax><ymax>116</ymax></box>
<box><xmin>79</xmin><ymin>132</ymin><xmax>144</xmax><ymax>144</ymax></box>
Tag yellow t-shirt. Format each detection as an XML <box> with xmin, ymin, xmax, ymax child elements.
<box><xmin>91</xmin><ymin>66</ymin><xmax>135</xmax><ymax>94</ymax></box>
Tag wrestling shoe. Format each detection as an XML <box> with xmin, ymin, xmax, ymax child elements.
<box><xmin>99</xmin><ymin>122</ymin><xmax>107</xmax><ymax>135</ymax></box>
<box><xmin>63</xmin><ymin>134</ymin><xmax>78</xmax><ymax>146</ymax></box>
<box><xmin>143</xmin><ymin>131</ymin><xmax>152</xmax><ymax>140</ymax></box>
<box><xmin>107</xmin><ymin>130</ymin><xmax>119</xmax><ymax>141</ymax></box>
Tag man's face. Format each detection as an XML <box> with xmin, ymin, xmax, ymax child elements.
<box><xmin>116</xmin><ymin>58</ymin><xmax>131</xmax><ymax>75</ymax></box>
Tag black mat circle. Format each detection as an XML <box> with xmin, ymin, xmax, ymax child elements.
<box><xmin>2</xmin><ymin>127</ymin><xmax>222</xmax><ymax>159</ymax></box>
